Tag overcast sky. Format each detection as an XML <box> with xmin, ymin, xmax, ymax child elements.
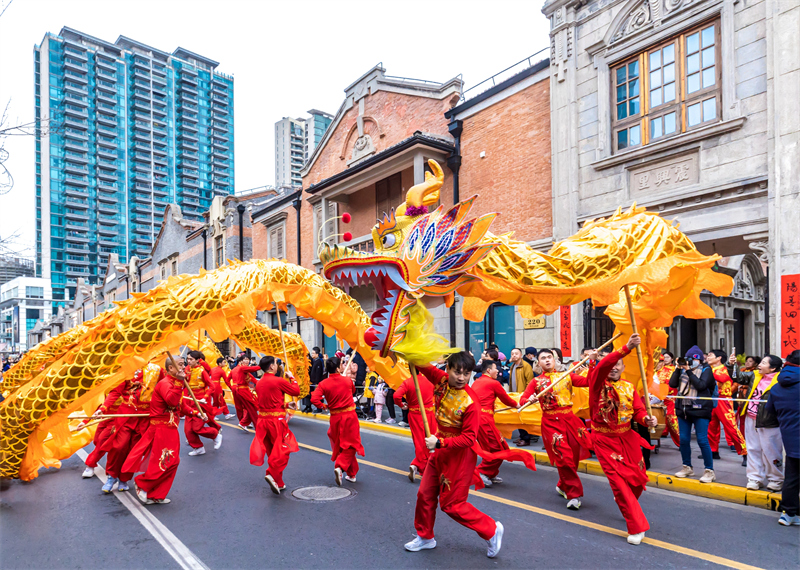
<box><xmin>0</xmin><ymin>0</ymin><xmax>550</xmax><ymax>260</ymax></box>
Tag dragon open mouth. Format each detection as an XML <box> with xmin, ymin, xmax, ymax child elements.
<box><xmin>326</xmin><ymin>260</ymin><xmax>411</xmax><ymax>354</ymax></box>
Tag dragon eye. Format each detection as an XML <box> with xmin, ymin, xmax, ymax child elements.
<box><xmin>381</xmin><ymin>233</ymin><xmax>397</xmax><ymax>248</ymax></box>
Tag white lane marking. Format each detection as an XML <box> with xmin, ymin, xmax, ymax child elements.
<box><xmin>76</xmin><ymin>449</ymin><xmax>210</xmax><ymax>570</ymax></box>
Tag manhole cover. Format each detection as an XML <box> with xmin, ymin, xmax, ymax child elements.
<box><xmin>291</xmin><ymin>486</ymin><xmax>354</xmax><ymax>502</ymax></box>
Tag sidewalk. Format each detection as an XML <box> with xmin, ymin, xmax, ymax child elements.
<box><xmin>296</xmin><ymin>410</ymin><xmax>784</xmax><ymax>512</ymax></box>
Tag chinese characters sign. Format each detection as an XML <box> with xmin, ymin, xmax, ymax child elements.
<box><xmin>560</xmin><ymin>306</ymin><xmax>572</xmax><ymax>358</ymax></box>
<box><xmin>782</xmin><ymin>274</ymin><xmax>800</xmax><ymax>358</ymax></box>
<box><xmin>630</xmin><ymin>155</ymin><xmax>698</xmax><ymax>196</ymax></box>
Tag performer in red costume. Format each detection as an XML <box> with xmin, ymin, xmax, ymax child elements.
<box><xmin>183</xmin><ymin>351</ymin><xmax>222</xmax><ymax>455</ymax></box>
<box><xmin>588</xmin><ymin>333</ymin><xmax>658</xmax><ymax>545</ymax></box>
<box><xmin>229</xmin><ymin>353</ymin><xmax>262</xmax><ymax>432</ymax></box>
<box><xmin>520</xmin><ymin>348</ymin><xmax>592</xmax><ymax>509</ymax></box>
<box><xmin>656</xmin><ymin>352</ymin><xmax>679</xmax><ymax>447</ymax></box>
<box><xmin>394</xmin><ymin>371</ymin><xmax>437</xmax><ymax>481</ymax></box>
<box><xmin>123</xmin><ymin>357</ymin><xmax>204</xmax><ymax>505</ymax></box>
<box><xmin>97</xmin><ymin>369</ymin><xmax>151</xmax><ymax>493</ymax></box>
<box><xmin>81</xmin><ymin>390</ymin><xmax>123</xmax><ymax>479</ymax></box>
<box><xmin>405</xmin><ymin>351</ymin><xmax>534</xmax><ymax>558</ymax></box>
<box><xmin>249</xmin><ymin>355</ymin><xmax>301</xmax><ymax>494</ymax></box>
<box><xmin>311</xmin><ymin>356</ymin><xmax>364</xmax><ymax>485</ymax></box>
<box><xmin>706</xmin><ymin>349</ymin><xmax>747</xmax><ymax>458</ymax></box>
<box><xmin>471</xmin><ymin>360</ymin><xmax>522</xmax><ymax>488</ymax></box>
<box><xmin>210</xmin><ymin>357</ymin><xmax>234</xmax><ymax>419</ymax></box>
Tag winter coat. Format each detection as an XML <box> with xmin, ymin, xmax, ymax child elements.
<box><xmin>766</xmin><ymin>364</ymin><xmax>799</xmax><ymax>458</ymax></box>
<box><xmin>669</xmin><ymin>365</ymin><xmax>715</xmax><ymax>419</ymax></box>
<box><xmin>738</xmin><ymin>370</ymin><xmax>780</xmax><ymax>429</ymax></box>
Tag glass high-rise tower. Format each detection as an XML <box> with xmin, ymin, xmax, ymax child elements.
<box><xmin>34</xmin><ymin>27</ymin><xmax>234</xmax><ymax>308</ymax></box>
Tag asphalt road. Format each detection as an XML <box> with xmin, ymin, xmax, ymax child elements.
<box><xmin>1</xmin><ymin>411</ymin><xmax>797</xmax><ymax>570</ymax></box>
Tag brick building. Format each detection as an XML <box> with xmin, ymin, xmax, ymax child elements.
<box><xmin>264</xmin><ymin>62</ymin><xmax>554</xmax><ymax>357</ymax></box>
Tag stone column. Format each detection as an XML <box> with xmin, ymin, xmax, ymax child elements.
<box><xmin>766</xmin><ymin>0</ymin><xmax>800</xmax><ymax>354</ymax></box>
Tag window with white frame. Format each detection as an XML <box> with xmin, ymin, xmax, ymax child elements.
<box><xmin>611</xmin><ymin>19</ymin><xmax>721</xmax><ymax>153</ymax></box>
<box><xmin>267</xmin><ymin>222</ymin><xmax>285</xmax><ymax>260</ymax></box>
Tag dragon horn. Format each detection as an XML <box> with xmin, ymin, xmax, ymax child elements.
<box><xmin>405</xmin><ymin>159</ymin><xmax>443</xmax><ymax>209</ymax></box>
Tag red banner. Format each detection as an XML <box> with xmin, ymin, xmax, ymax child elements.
<box><xmin>781</xmin><ymin>274</ymin><xmax>800</xmax><ymax>358</ymax></box>
<box><xmin>560</xmin><ymin>305</ymin><xmax>572</xmax><ymax>358</ymax></box>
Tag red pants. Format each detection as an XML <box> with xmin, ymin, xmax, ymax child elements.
<box><xmin>211</xmin><ymin>383</ymin><xmax>227</xmax><ymax>416</ymax></box>
<box><xmin>122</xmin><ymin>423</ymin><xmax>180</xmax><ymax>501</ymax></box>
<box><xmin>415</xmin><ymin>444</ymin><xmax>496</xmax><ymax>540</ymax></box>
<box><xmin>328</xmin><ymin>410</ymin><xmax>364</xmax><ymax>478</ymax></box>
<box><xmin>84</xmin><ymin>418</ymin><xmax>115</xmax><ymax>468</ymax></box>
<box><xmin>476</xmin><ymin>414</ymin><xmax>510</xmax><ymax>479</ymax></box>
<box><xmin>664</xmin><ymin>399</ymin><xmax>680</xmax><ymax>447</ymax></box>
<box><xmin>236</xmin><ymin>387</ymin><xmax>258</xmax><ymax>427</ymax></box>
<box><xmin>409</xmin><ymin>408</ymin><xmax>437</xmax><ymax>474</ymax></box>
<box><xmin>104</xmin><ymin>417</ymin><xmax>148</xmax><ymax>481</ymax></box>
<box><xmin>249</xmin><ymin>414</ymin><xmax>299</xmax><ymax>487</ymax></box>
<box><xmin>592</xmin><ymin>429</ymin><xmax>651</xmax><ymax>535</ymax></box>
<box><xmin>708</xmin><ymin>399</ymin><xmax>747</xmax><ymax>455</ymax></box>
<box><xmin>540</xmin><ymin>411</ymin><xmax>590</xmax><ymax>500</ymax></box>
<box><xmin>184</xmin><ymin>401</ymin><xmax>220</xmax><ymax>448</ymax></box>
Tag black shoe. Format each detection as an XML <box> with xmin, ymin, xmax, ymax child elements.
<box><xmin>712</xmin><ymin>451</ymin><xmax>721</xmax><ymax>460</ymax></box>
<box><xmin>742</xmin><ymin>456</ymin><xmax>748</xmax><ymax>467</ymax></box>
<box><xmin>729</xmin><ymin>445</ymin><xmax>736</xmax><ymax>452</ymax></box>
<box><xmin>531</xmin><ymin>436</ymin><xmax>540</xmax><ymax>443</ymax></box>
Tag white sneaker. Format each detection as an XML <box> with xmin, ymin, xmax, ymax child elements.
<box><xmin>767</xmin><ymin>481</ymin><xmax>783</xmax><ymax>492</ymax></box>
<box><xmin>409</xmin><ymin>465</ymin><xmax>419</xmax><ymax>482</ymax></box>
<box><xmin>404</xmin><ymin>535</ymin><xmax>436</xmax><ymax>552</ymax></box>
<box><xmin>82</xmin><ymin>467</ymin><xmax>95</xmax><ymax>479</ymax></box>
<box><xmin>152</xmin><ymin>498</ymin><xmax>171</xmax><ymax>504</ymax></box>
<box><xmin>225</xmin><ymin>413</ymin><xmax>235</xmax><ymax>419</ymax></box>
<box><xmin>345</xmin><ymin>475</ymin><xmax>357</xmax><ymax>483</ymax></box>
<box><xmin>385</xmin><ymin>418</ymin><xmax>397</xmax><ymax>424</ymax></box>
<box><xmin>213</xmin><ymin>432</ymin><xmax>223</xmax><ymax>450</ymax></box>
<box><xmin>479</xmin><ymin>473</ymin><xmax>493</xmax><ymax>488</ymax></box>
<box><xmin>265</xmin><ymin>474</ymin><xmax>280</xmax><ymax>495</ymax></box>
<box><xmin>674</xmin><ymin>465</ymin><xmax>694</xmax><ymax>478</ymax></box>
<box><xmin>334</xmin><ymin>467</ymin><xmax>343</xmax><ymax>486</ymax></box>
<box><xmin>188</xmin><ymin>447</ymin><xmax>206</xmax><ymax>456</ymax></box>
<box><xmin>746</xmin><ymin>480</ymin><xmax>762</xmax><ymax>490</ymax></box>
<box><xmin>627</xmin><ymin>532</ymin><xmax>645</xmax><ymax>545</ymax></box>
<box><xmin>486</xmin><ymin>521</ymin><xmax>504</xmax><ymax>558</ymax></box>
<box><xmin>490</xmin><ymin>477</ymin><xmax>503</xmax><ymax>484</ymax></box>
<box><xmin>556</xmin><ymin>485</ymin><xmax>567</xmax><ymax>499</ymax></box>
<box><xmin>117</xmin><ymin>481</ymin><xmax>129</xmax><ymax>492</ymax></box>
<box><xmin>699</xmin><ymin>469</ymin><xmax>716</xmax><ymax>483</ymax></box>
<box><xmin>135</xmin><ymin>483</ymin><xmax>147</xmax><ymax>504</ymax></box>
<box><xmin>567</xmin><ymin>498</ymin><xmax>581</xmax><ymax>510</ymax></box>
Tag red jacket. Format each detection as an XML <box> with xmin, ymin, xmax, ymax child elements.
<box><xmin>588</xmin><ymin>346</ymin><xmax>648</xmax><ymax>432</ymax></box>
<box><xmin>417</xmin><ymin>365</ymin><xmax>481</xmax><ymax>451</ymax></box>
<box><xmin>256</xmin><ymin>373</ymin><xmax>301</xmax><ymax>411</ymax></box>
<box><xmin>230</xmin><ymin>365</ymin><xmax>261</xmax><ymax>389</ymax></box>
<box><xmin>311</xmin><ymin>373</ymin><xmax>355</xmax><ymax>410</ymax></box>
<box><xmin>471</xmin><ymin>375</ymin><xmax>519</xmax><ymax>413</ymax></box>
<box><xmin>150</xmin><ymin>375</ymin><xmax>197</xmax><ymax>427</ymax></box>
<box><xmin>393</xmin><ymin>375</ymin><xmax>434</xmax><ymax>409</ymax></box>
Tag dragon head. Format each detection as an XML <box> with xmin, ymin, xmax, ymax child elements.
<box><xmin>321</xmin><ymin>159</ymin><xmax>498</xmax><ymax>358</ymax></box>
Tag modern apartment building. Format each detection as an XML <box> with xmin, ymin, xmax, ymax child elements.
<box><xmin>34</xmin><ymin>27</ymin><xmax>234</xmax><ymax>307</ymax></box>
<box><xmin>0</xmin><ymin>256</ymin><xmax>34</xmax><ymax>286</ymax></box>
<box><xmin>274</xmin><ymin>116</ymin><xmax>306</xmax><ymax>188</ymax></box>
<box><xmin>0</xmin><ymin>276</ymin><xmax>52</xmax><ymax>354</ymax></box>
<box><xmin>304</xmin><ymin>109</ymin><xmax>333</xmax><ymax>161</ymax></box>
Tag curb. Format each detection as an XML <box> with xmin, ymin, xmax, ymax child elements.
<box><xmin>294</xmin><ymin>411</ymin><xmax>783</xmax><ymax>512</ymax></box>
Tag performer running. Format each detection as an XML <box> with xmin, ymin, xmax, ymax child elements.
<box><xmin>472</xmin><ymin>360</ymin><xmax>522</xmax><ymax>488</ymax></box>
<box><xmin>405</xmin><ymin>351</ymin><xmax>523</xmax><ymax>558</ymax></box>
<box><xmin>210</xmin><ymin>357</ymin><xmax>234</xmax><ymax>419</ymax></box>
<box><xmin>588</xmin><ymin>333</ymin><xmax>657</xmax><ymax>545</ymax></box>
<box><xmin>520</xmin><ymin>348</ymin><xmax>592</xmax><ymax>509</ymax></box>
<box><xmin>394</xmin><ymin>370</ymin><xmax>437</xmax><ymax>481</ymax></box>
<box><xmin>311</xmin><ymin>356</ymin><xmax>364</xmax><ymax>485</ymax></box>
<box><xmin>97</xmin><ymin>369</ymin><xmax>149</xmax><ymax>493</ymax></box>
<box><xmin>81</xmin><ymin>389</ymin><xmax>123</xmax><ymax>479</ymax></box>
<box><xmin>656</xmin><ymin>352</ymin><xmax>679</xmax><ymax>447</ymax></box>
<box><xmin>250</xmin><ymin>355</ymin><xmax>301</xmax><ymax>494</ymax></box>
<box><xmin>706</xmin><ymin>349</ymin><xmax>747</xmax><ymax>458</ymax></box>
<box><xmin>123</xmin><ymin>357</ymin><xmax>205</xmax><ymax>505</ymax></box>
<box><xmin>184</xmin><ymin>350</ymin><xmax>223</xmax><ymax>456</ymax></box>
<box><xmin>229</xmin><ymin>353</ymin><xmax>262</xmax><ymax>432</ymax></box>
